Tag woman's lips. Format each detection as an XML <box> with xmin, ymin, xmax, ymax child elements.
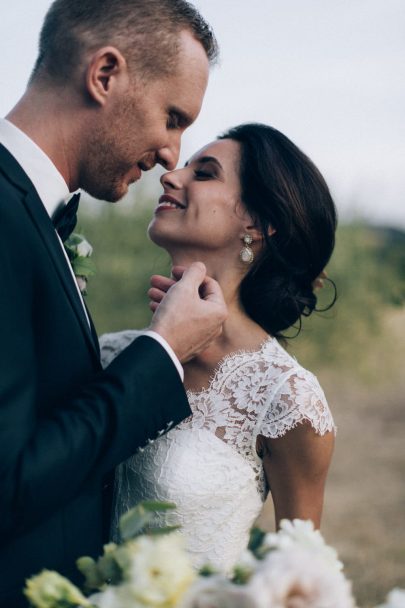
<box><xmin>155</xmin><ymin>194</ymin><xmax>186</xmax><ymax>213</ymax></box>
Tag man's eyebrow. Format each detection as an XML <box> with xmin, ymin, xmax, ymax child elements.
<box><xmin>185</xmin><ymin>156</ymin><xmax>223</xmax><ymax>169</ymax></box>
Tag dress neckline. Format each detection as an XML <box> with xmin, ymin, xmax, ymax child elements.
<box><xmin>186</xmin><ymin>335</ymin><xmax>276</xmax><ymax>397</ymax></box>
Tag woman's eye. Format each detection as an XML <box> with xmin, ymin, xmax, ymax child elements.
<box><xmin>194</xmin><ymin>170</ymin><xmax>213</xmax><ymax>179</ymax></box>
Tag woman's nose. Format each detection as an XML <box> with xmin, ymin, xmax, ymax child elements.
<box><xmin>160</xmin><ymin>169</ymin><xmax>183</xmax><ymax>190</ymax></box>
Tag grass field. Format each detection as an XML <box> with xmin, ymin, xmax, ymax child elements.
<box><xmin>319</xmin><ymin>310</ymin><xmax>405</xmax><ymax>607</ymax></box>
<box><xmin>323</xmin><ymin>378</ymin><xmax>405</xmax><ymax>607</ymax></box>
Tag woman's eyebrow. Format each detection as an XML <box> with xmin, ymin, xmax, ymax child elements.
<box><xmin>184</xmin><ymin>156</ymin><xmax>223</xmax><ymax>169</ymax></box>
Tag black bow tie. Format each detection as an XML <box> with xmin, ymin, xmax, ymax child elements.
<box><xmin>52</xmin><ymin>193</ymin><xmax>81</xmax><ymax>242</ymax></box>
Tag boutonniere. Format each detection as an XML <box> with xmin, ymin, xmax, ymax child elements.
<box><xmin>64</xmin><ymin>233</ymin><xmax>96</xmax><ymax>295</ymax></box>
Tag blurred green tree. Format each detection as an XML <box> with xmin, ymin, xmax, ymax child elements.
<box><xmin>78</xmin><ymin>201</ymin><xmax>405</xmax><ymax>379</ymax></box>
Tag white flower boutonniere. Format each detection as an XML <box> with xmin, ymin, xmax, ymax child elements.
<box><xmin>64</xmin><ymin>233</ymin><xmax>96</xmax><ymax>295</ymax></box>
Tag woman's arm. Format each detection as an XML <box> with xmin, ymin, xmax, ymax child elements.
<box><xmin>257</xmin><ymin>423</ymin><xmax>334</xmax><ymax>528</ymax></box>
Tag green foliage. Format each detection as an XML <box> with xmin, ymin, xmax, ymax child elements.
<box><xmin>247</xmin><ymin>527</ymin><xmax>267</xmax><ymax>557</ymax></box>
<box><xmin>119</xmin><ymin>500</ymin><xmax>177</xmax><ymax>541</ymax></box>
<box><xmin>64</xmin><ymin>233</ymin><xmax>96</xmax><ymax>278</ymax></box>
<box><xmin>76</xmin><ymin>501</ymin><xmax>177</xmax><ymax>593</ymax></box>
<box><xmin>288</xmin><ymin>223</ymin><xmax>405</xmax><ymax>376</ymax></box>
<box><xmin>78</xmin><ymin>202</ymin><xmax>170</xmax><ymax>333</ymax></box>
<box><xmin>24</xmin><ymin>570</ymin><xmax>91</xmax><ymax>608</ymax></box>
<box><xmin>78</xmin><ymin>202</ymin><xmax>405</xmax><ymax>379</ymax></box>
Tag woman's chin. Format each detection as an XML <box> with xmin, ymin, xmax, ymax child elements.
<box><xmin>147</xmin><ymin>224</ymin><xmax>174</xmax><ymax>250</ymax></box>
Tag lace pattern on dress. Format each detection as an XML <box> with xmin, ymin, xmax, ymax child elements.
<box><xmin>99</xmin><ymin>332</ymin><xmax>336</xmax><ymax>499</ymax></box>
<box><xmin>177</xmin><ymin>337</ymin><xmax>336</xmax><ymax>497</ymax></box>
<box><xmin>101</xmin><ymin>331</ymin><xmax>336</xmax><ymax>571</ymax></box>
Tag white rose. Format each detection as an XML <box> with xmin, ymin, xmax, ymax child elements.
<box><xmin>76</xmin><ymin>238</ymin><xmax>93</xmax><ymax>257</ymax></box>
<box><xmin>377</xmin><ymin>588</ymin><xmax>405</xmax><ymax>608</ymax></box>
<box><xmin>90</xmin><ymin>588</ymin><xmax>120</xmax><ymax>608</ymax></box>
<box><xmin>250</xmin><ymin>545</ymin><xmax>355</xmax><ymax>608</ymax></box>
<box><xmin>181</xmin><ymin>576</ymin><xmax>260</xmax><ymax>608</ymax></box>
<box><xmin>123</xmin><ymin>533</ymin><xmax>196</xmax><ymax>607</ymax></box>
<box><xmin>263</xmin><ymin>519</ymin><xmax>343</xmax><ymax>572</ymax></box>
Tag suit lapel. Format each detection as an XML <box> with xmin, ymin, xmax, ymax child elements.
<box><xmin>84</xmin><ymin>299</ymin><xmax>101</xmax><ymax>358</ymax></box>
<box><xmin>0</xmin><ymin>144</ymin><xmax>100</xmax><ymax>363</ymax></box>
<box><xmin>25</xmin><ymin>189</ymin><xmax>100</xmax><ymax>361</ymax></box>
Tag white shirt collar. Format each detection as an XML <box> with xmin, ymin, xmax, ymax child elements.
<box><xmin>0</xmin><ymin>118</ymin><xmax>71</xmax><ymax>218</ymax></box>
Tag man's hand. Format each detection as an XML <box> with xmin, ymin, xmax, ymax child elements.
<box><xmin>149</xmin><ymin>263</ymin><xmax>227</xmax><ymax>363</ymax></box>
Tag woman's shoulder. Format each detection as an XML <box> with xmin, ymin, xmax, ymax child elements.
<box><xmin>99</xmin><ymin>329</ymin><xmax>145</xmax><ymax>368</ymax></box>
<box><xmin>251</xmin><ymin>337</ymin><xmax>316</xmax><ymax>386</ymax></box>
<box><xmin>257</xmin><ymin>339</ymin><xmax>336</xmax><ymax>438</ymax></box>
<box><xmin>261</xmin><ymin>338</ymin><xmax>322</xmax><ymax>386</ymax></box>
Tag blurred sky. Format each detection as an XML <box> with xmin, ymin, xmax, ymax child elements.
<box><xmin>1</xmin><ymin>0</ymin><xmax>404</xmax><ymax>227</ymax></box>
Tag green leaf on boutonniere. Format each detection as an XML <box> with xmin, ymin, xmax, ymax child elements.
<box><xmin>71</xmin><ymin>256</ymin><xmax>96</xmax><ymax>278</ymax></box>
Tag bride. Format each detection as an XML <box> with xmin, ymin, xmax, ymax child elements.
<box><xmin>100</xmin><ymin>123</ymin><xmax>337</xmax><ymax>572</ymax></box>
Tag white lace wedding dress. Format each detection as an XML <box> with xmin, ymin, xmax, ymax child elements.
<box><xmin>100</xmin><ymin>331</ymin><xmax>335</xmax><ymax>573</ymax></box>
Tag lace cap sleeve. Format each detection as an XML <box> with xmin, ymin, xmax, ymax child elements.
<box><xmin>257</xmin><ymin>369</ymin><xmax>336</xmax><ymax>439</ymax></box>
<box><xmin>99</xmin><ymin>329</ymin><xmax>144</xmax><ymax>369</ymax></box>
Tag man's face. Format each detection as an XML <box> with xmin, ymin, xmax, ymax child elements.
<box><xmin>80</xmin><ymin>30</ymin><xmax>210</xmax><ymax>202</ymax></box>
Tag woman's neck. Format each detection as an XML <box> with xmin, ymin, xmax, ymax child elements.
<box><xmin>170</xmin><ymin>250</ymin><xmax>270</xmax><ymax>390</ymax></box>
<box><xmin>170</xmin><ymin>249</ymin><xmax>243</xmax><ymax>308</ymax></box>
<box><xmin>183</xmin><ymin>309</ymin><xmax>270</xmax><ymax>392</ymax></box>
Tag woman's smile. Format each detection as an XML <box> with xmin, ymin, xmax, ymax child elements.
<box><xmin>155</xmin><ymin>193</ymin><xmax>187</xmax><ymax>213</ymax></box>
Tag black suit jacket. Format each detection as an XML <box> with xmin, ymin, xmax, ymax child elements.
<box><xmin>0</xmin><ymin>144</ymin><xmax>191</xmax><ymax>607</ymax></box>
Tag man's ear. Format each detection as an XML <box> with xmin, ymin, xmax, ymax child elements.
<box><xmin>85</xmin><ymin>46</ymin><xmax>129</xmax><ymax>105</ymax></box>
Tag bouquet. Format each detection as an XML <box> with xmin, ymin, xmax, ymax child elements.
<box><xmin>25</xmin><ymin>502</ymin><xmax>194</xmax><ymax>608</ymax></box>
<box><xmin>24</xmin><ymin>502</ymin><xmax>403</xmax><ymax>608</ymax></box>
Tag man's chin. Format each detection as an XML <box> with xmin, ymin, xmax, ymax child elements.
<box><xmin>83</xmin><ymin>181</ymin><xmax>131</xmax><ymax>203</ymax></box>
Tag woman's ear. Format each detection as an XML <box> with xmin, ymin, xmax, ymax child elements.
<box><xmin>243</xmin><ymin>218</ymin><xmax>275</xmax><ymax>243</ymax></box>
<box><xmin>244</xmin><ymin>225</ymin><xmax>264</xmax><ymax>242</ymax></box>
<box><xmin>85</xmin><ymin>46</ymin><xmax>129</xmax><ymax>105</ymax></box>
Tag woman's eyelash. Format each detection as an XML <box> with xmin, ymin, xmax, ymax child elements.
<box><xmin>194</xmin><ymin>169</ymin><xmax>213</xmax><ymax>179</ymax></box>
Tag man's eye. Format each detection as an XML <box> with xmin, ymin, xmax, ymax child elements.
<box><xmin>194</xmin><ymin>170</ymin><xmax>213</xmax><ymax>179</ymax></box>
<box><xmin>167</xmin><ymin>114</ymin><xmax>180</xmax><ymax>129</ymax></box>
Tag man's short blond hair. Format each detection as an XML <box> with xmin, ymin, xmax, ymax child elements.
<box><xmin>31</xmin><ymin>0</ymin><xmax>218</xmax><ymax>84</ymax></box>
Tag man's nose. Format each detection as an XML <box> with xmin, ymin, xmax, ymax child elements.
<box><xmin>156</xmin><ymin>135</ymin><xmax>181</xmax><ymax>171</ymax></box>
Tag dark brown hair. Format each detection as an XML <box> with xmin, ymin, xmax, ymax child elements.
<box><xmin>31</xmin><ymin>0</ymin><xmax>218</xmax><ymax>84</ymax></box>
<box><xmin>219</xmin><ymin>123</ymin><xmax>337</xmax><ymax>338</ymax></box>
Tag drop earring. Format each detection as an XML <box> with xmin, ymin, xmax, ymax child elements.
<box><xmin>240</xmin><ymin>234</ymin><xmax>254</xmax><ymax>264</ymax></box>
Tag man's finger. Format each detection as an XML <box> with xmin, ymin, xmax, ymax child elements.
<box><xmin>199</xmin><ymin>275</ymin><xmax>227</xmax><ymax>307</ymax></box>
<box><xmin>178</xmin><ymin>262</ymin><xmax>207</xmax><ymax>289</ymax></box>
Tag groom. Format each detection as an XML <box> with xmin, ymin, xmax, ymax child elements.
<box><xmin>0</xmin><ymin>1</ymin><xmax>226</xmax><ymax>606</ymax></box>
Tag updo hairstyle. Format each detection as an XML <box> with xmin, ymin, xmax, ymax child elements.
<box><xmin>219</xmin><ymin>123</ymin><xmax>337</xmax><ymax>337</ymax></box>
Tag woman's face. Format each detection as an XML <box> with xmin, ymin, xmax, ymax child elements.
<box><xmin>148</xmin><ymin>139</ymin><xmax>253</xmax><ymax>256</ymax></box>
